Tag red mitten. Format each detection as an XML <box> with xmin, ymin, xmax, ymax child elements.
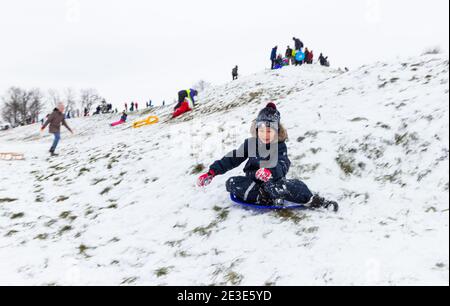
<box><xmin>197</xmin><ymin>170</ymin><xmax>216</xmax><ymax>187</ymax></box>
<box><xmin>255</xmin><ymin>168</ymin><xmax>272</xmax><ymax>182</ymax></box>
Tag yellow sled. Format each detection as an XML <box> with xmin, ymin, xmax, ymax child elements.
<box><xmin>133</xmin><ymin>116</ymin><xmax>159</xmax><ymax>129</ymax></box>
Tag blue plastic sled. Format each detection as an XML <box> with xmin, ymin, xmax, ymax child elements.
<box><xmin>230</xmin><ymin>194</ymin><xmax>307</xmax><ymax>210</ymax></box>
<box><xmin>295</xmin><ymin>52</ymin><xmax>305</xmax><ymax>62</ymax></box>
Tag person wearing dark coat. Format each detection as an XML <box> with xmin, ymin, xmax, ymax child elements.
<box><xmin>197</xmin><ymin>103</ymin><xmax>339</xmax><ymax>210</ymax></box>
<box><xmin>293</xmin><ymin>37</ymin><xmax>304</xmax><ymax>51</ymax></box>
<box><xmin>270</xmin><ymin>46</ymin><xmax>278</xmax><ymax>70</ymax></box>
<box><xmin>285</xmin><ymin>46</ymin><xmax>293</xmax><ymax>65</ymax></box>
<box><xmin>232</xmin><ymin>66</ymin><xmax>239</xmax><ymax>80</ymax></box>
<box><xmin>41</xmin><ymin>103</ymin><xmax>73</xmax><ymax>156</ymax></box>
<box><xmin>319</xmin><ymin>53</ymin><xmax>329</xmax><ymax>67</ymax></box>
<box><xmin>94</xmin><ymin>105</ymin><xmax>101</xmax><ymax>115</ymax></box>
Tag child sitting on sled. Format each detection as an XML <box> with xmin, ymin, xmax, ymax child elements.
<box><xmin>111</xmin><ymin>111</ymin><xmax>128</xmax><ymax>127</ymax></box>
<box><xmin>197</xmin><ymin>103</ymin><xmax>338</xmax><ymax>210</ymax></box>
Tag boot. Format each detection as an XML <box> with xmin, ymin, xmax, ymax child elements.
<box><xmin>49</xmin><ymin>148</ymin><xmax>58</xmax><ymax>157</ymax></box>
<box><xmin>308</xmin><ymin>195</ymin><xmax>339</xmax><ymax>212</ymax></box>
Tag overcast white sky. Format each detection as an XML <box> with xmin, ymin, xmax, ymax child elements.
<box><xmin>0</xmin><ymin>0</ymin><xmax>448</xmax><ymax>108</ymax></box>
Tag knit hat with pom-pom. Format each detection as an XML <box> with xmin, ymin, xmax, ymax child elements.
<box><xmin>256</xmin><ymin>103</ymin><xmax>280</xmax><ymax>128</ymax></box>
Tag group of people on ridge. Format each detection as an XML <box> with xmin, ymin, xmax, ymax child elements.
<box><xmin>271</xmin><ymin>37</ymin><xmax>330</xmax><ymax>69</ymax></box>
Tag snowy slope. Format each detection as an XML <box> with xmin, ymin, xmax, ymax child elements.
<box><xmin>0</xmin><ymin>55</ymin><xmax>448</xmax><ymax>285</ymax></box>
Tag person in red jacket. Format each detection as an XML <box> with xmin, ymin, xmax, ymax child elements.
<box><xmin>306</xmin><ymin>49</ymin><xmax>314</xmax><ymax>64</ymax></box>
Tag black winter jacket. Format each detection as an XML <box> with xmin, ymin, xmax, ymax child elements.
<box><xmin>209</xmin><ymin>138</ymin><xmax>291</xmax><ymax>182</ymax></box>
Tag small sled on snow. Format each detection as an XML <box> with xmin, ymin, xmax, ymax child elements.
<box><xmin>230</xmin><ymin>194</ymin><xmax>307</xmax><ymax>210</ymax></box>
<box><xmin>133</xmin><ymin>116</ymin><xmax>159</xmax><ymax>129</ymax></box>
<box><xmin>0</xmin><ymin>152</ymin><xmax>25</xmax><ymax>161</ymax></box>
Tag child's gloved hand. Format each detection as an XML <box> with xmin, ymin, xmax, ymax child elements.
<box><xmin>255</xmin><ymin>168</ymin><xmax>272</xmax><ymax>183</ymax></box>
<box><xmin>197</xmin><ymin>170</ymin><xmax>216</xmax><ymax>187</ymax></box>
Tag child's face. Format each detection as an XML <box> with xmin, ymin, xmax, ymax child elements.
<box><xmin>257</xmin><ymin>125</ymin><xmax>277</xmax><ymax>144</ymax></box>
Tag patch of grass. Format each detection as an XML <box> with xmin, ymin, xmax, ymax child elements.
<box><xmin>274</xmin><ymin>210</ymin><xmax>308</xmax><ymax>224</ymax></box>
<box><xmin>336</xmin><ymin>154</ymin><xmax>357</xmax><ymax>176</ymax></box>
<box><xmin>225</xmin><ymin>271</ymin><xmax>243</xmax><ymax>285</ymax></box>
<box><xmin>11</xmin><ymin>212</ymin><xmax>25</xmax><ymax>219</ymax></box>
<box><xmin>78</xmin><ymin>167</ymin><xmax>90</xmax><ymax>176</ymax></box>
<box><xmin>213</xmin><ymin>206</ymin><xmax>230</xmax><ymax>221</ymax></box>
<box><xmin>34</xmin><ymin>233</ymin><xmax>49</xmax><ymax>240</ymax></box>
<box><xmin>296</xmin><ymin>136</ymin><xmax>306</xmax><ymax>143</ymax></box>
<box><xmin>59</xmin><ymin>211</ymin><xmax>71</xmax><ymax>219</ymax></box>
<box><xmin>78</xmin><ymin>244</ymin><xmax>92</xmax><ymax>257</ymax></box>
<box><xmin>121</xmin><ymin>277</ymin><xmax>139</xmax><ymax>285</ymax></box>
<box><xmin>191</xmin><ymin>163</ymin><xmax>205</xmax><ymax>175</ymax></box>
<box><xmin>0</xmin><ymin>198</ymin><xmax>18</xmax><ymax>203</ymax></box>
<box><xmin>422</xmin><ymin>47</ymin><xmax>442</xmax><ymax>55</ymax></box>
<box><xmin>349</xmin><ymin>117</ymin><xmax>369</xmax><ymax>122</ymax></box>
<box><xmin>165</xmin><ymin>240</ymin><xmax>183</xmax><ymax>248</ymax></box>
<box><xmin>375</xmin><ymin>170</ymin><xmax>403</xmax><ymax>185</ymax></box>
<box><xmin>59</xmin><ymin>225</ymin><xmax>73</xmax><ymax>235</ymax></box>
<box><xmin>92</xmin><ymin>178</ymin><xmax>107</xmax><ymax>185</ymax></box>
<box><xmin>56</xmin><ymin>196</ymin><xmax>69</xmax><ymax>203</ymax></box>
<box><xmin>155</xmin><ymin>267</ymin><xmax>173</xmax><ymax>278</ymax></box>
<box><xmin>45</xmin><ymin>219</ymin><xmax>57</xmax><ymax>227</ymax></box>
<box><xmin>175</xmin><ymin>250</ymin><xmax>191</xmax><ymax>258</ymax></box>
<box><xmin>192</xmin><ymin>221</ymin><xmax>218</xmax><ymax>237</ymax></box>
<box><xmin>5</xmin><ymin>230</ymin><xmax>18</xmax><ymax>237</ymax></box>
<box><xmin>376</xmin><ymin>122</ymin><xmax>391</xmax><ymax>130</ymax></box>
<box><xmin>107</xmin><ymin>156</ymin><xmax>120</xmax><ymax>169</ymax></box>
<box><xmin>100</xmin><ymin>187</ymin><xmax>112</xmax><ymax>195</ymax></box>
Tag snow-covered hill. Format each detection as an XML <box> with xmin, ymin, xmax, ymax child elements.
<box><xmin>0</xmin><ymin>54</ymin><xmax>448</xmax><ymax>285</ymax></box>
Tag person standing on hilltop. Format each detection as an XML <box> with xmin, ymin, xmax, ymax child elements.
<box><xmin>270</xmin><ymin>46</ymin><xmax>278</xmax><ymax>70</ymax></box>
<box><xmin>293</xmin><ymin>37</ymin><xmax>304</xmax><ymax>51</ymax></box>
<box><xmin>232</xmin><ymin>65</ymin><xmax>239</xmax><ymax>80</ymax></box>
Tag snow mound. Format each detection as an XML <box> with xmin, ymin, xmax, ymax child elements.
<box><xmin>0</xmin><ymin>55</ymin><xmax>448</xmax><ymax>285</ymax></box>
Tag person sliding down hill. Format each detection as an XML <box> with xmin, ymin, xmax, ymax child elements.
<box><xmin>197</xmin><ymin>103</ymin><xmax>338</xmax><ymax>210</ymax></box>
<box><xmin>173</xmin><ymin>89</ymin><xmax>198</xmax><ymax>118</ymax></box>
<box><xmin>111</xmin><ymin>111</ymin><xmax>128</xmax><ymax>127</ymax></box>
<box><xmin>41</xmin><ymin>103</ymin><xmax>74</xmax><ymax>157</ymax></box>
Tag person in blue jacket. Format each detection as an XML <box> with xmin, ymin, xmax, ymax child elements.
<box><xmin>197</xmin><ymin>103</ymin><xmax>338</xmax><ymax>210</ymax></box>
<box><xmin>270</xmin><ymin>46</ymin><xmax>278</xmax><ymax>70</ymax></box>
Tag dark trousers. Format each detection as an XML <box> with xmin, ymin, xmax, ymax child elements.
<box><xmin>232</xmin><ymin>75</ymin><xmax>238</xmax><ymax>80</ymax></box>
<box><xmin>271</xmin><ymin>60</ymin><xmax>276</xmax><ymax>69</ymax></box>
<box><xmin>226</xmin><ymin>176</ymin><xmax>313</xmax><ymax>204</ymax></box>
<box><xmin>178</xmin><ymin>91</ymin><xmax>188</xmax><ymax>103</ymax></box>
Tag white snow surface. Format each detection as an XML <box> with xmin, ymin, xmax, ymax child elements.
<box><xmin>0</xmin><ymin>55</ymin><xmax>448</xmax><ymax>285</ymax></box>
